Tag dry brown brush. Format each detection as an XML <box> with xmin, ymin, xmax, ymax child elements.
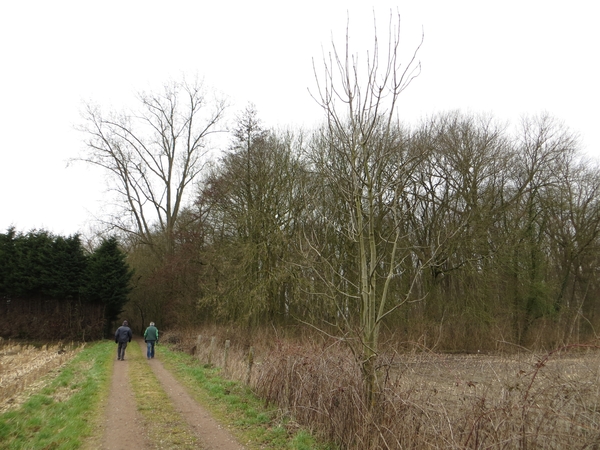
<box><xmin>162</xmin><ymin>327</ymin><xmax>600</xmax><ymax>449</ymax></box>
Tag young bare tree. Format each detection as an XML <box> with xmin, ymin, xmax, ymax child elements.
<box><xmin>307</xmin><ymin>13</ymin><xmax>424</xmax><ymax>407</ymax></box>
<box><xmin>78</xmin><ymin>79</ymin><xmax>227</xmax><ymax>257</ymax></box>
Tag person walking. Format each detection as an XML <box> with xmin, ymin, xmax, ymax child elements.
<box><xmin>144</xmin><ymin>321</ymin><xmax>159</xmax><ymax>359</ymax></box>
<box><xmin>115</xmin><ymin>320</ymin><xmax>132</xmax><ymax>360</ymax></box>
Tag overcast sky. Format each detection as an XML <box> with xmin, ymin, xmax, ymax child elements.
<box><xmin>1</xmin><ymin>0</ymin><xmax>598</xmax><ymax>236</ymax></box>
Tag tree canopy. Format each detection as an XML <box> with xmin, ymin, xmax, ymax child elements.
<box><xmin>0</xmin><ymin>229</ymin><xmax>133</xmax><ymax>340</ymax></box>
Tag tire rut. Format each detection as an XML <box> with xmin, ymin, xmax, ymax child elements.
<box><xmin>100</xmin><ymin>353</ymin><xmax>152</xmax><ymax>449</ymax></box>
<box><xmin>137</xmin><ymin>340</ymin><xmax>245</xmax><ymax>450</ymax></box>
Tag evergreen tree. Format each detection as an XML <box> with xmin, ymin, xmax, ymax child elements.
<box><xmin>12</xmin><ymin>230</ymin><xmax>54</xmax><ymax>298</ymax></box>
<box><xmin>0</xmin><ymin>228</ymin><xmax>17</xmax><ymax>296</ymax></box>
<box><xmin>85</xmin><ymin>237</ymin><xmax>134</xmax><ymax>332</ymax></box>
<box><xmin>45</xmin><ymin>235</ymin><xmax>88</xmax><ymax>299</ymax></box>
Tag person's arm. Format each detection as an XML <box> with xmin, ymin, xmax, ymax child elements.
<box><xmin>144</xmin><ymin>328</ymin><xmax>147</xmax><ymax>341</ymax></box>
<box><xmin>115</xmin><ymin>328</ymin><xmax>119</xmax><ymax>343</ymax></box>
<box><xmin>128</xmin><ymin>329</ymin><xmax>132</xmax><ymax>342</ymax></box>
<box><xmin>156</xmin><ymin>329</ymin><xmax>159</xmax><ymax>342</ymax></box>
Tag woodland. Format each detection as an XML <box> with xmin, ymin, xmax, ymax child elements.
<box><xmin>118</xmin><ymin>106</ymin><xmax>600</xmax><ymax>350</ymax></box>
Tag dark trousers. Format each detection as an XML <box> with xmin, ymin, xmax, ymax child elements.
<box><xmin>117</xmin><ymin>341</ymin><xmax>128</xmax><ymax>360</ymax></box>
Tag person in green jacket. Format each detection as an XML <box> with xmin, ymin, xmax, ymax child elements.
<box><xmin>144</xmin><ymin>322</ymin><xmax>159</xmax><ymax>359</ymax></box>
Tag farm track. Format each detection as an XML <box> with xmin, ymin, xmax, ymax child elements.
<box><xmin>98</xmin><ymin>345</ymin><xmax>151</xmax><ymax>449</ymax></box>
<box><xmin>96</xmin><ymin>338</ymin><xmax>244</xmax><ymax>450</ymax></box>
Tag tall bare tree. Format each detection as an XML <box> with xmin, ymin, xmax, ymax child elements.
<box><xmin>78</xmin><ymin>79</ymin><xmax>227</xmax><ymax>257</ymax></box>
<box><xmin>308</xmin><ymin>13</ymin><xmax>424</xmax><ymax>407</ymax></box>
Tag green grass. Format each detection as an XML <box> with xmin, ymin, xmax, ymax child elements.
<box><xmin>0</xmin><ymin>340</ymin><xmax>333</xmax><ymax>449</ymax></box>
<box><xmin>158</xmin><ymin>345</ymin><xmax>334</xmax><ymax>450</ymax></box>
<box><xmin>0</xmin><ymin>341</ymin><xmax>114</xmax><ymax>450</ymax></box>
<box><xmin>127</xmin><ymin>341</ymin><xmax>200</xmax><ymax>449</ymax></box>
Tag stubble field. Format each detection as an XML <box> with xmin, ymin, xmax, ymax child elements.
<box><xmin>0</xmin><ymin>339</ymin><xmax>81</xmax><ymax>413</ymax></box>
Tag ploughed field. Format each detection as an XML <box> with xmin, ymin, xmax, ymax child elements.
<box><xmin>393</xmin><ymin>349</ymin><xmax>598</xmax><ymax>400</ymax></box>
<box><xmin>372</xmin><ymin>348</ymin><xmax>600</xmax><ymax>447</ymax></box>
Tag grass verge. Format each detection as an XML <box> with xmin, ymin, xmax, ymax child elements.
<box><xmin>127</xmin><ymin>341</ymin><xmax>201</xmax><ymax>449</ymax></box>
<box><xmin>158</xmin><ymin>344</ymin><xmax>333</xmax><ymax>450</ymax></box>
<box><xmin>0</xmin><ymin>341</ymin><xmax>113</xmax><ymax>450</ymax></box>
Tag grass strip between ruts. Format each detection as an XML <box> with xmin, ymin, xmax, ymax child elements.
<box><xmin>0</xmin><ymin>341</ymin><xmax>113</xmax><ymax>450</ymax></box>
<box><xmin>127</xmin><ymin>340</ymin><xmax>202</xmax><ymax>449</ymax></box>
<box><xmin>158</xmin><ymin>345</ymin><xmax>332</xmax><ymax>450</ymax></box>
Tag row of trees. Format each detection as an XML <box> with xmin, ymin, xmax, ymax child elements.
<box><xmin>0</xmin><ymin>229</ymin><xmax>133</xmax><ymax>340</ymax></box>
<box><xmin>202</xmin><ymin>109</ymin><xmax>599</xmax><ymax>330</ymax></box>
<box><xmin>102</xmin><ymin>99</ymin><xmax>600</xmax><ymax>406</ymax></box>
<box><xmin>102</xmin><ymin>100</ymin><xmax>600</xmax><ymax>348</ymax></box>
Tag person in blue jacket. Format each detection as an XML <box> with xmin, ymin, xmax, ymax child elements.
<box><xmin>144</xmin><ymin>321</ymin><xmax>159</xmax><ymax>359</ymax></box>
<box><xmin>114</xmin><ymin>320</ymin><xmax>132</xmax><ymax>360</ymax></box>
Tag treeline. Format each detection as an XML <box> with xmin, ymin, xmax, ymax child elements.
<box><xmin>124</xmin><ymin>108</ymin><xmax>600</xmax><ymax>351</ymax></box>
<box><xmin>0</xmin><ymin>229</ymin><xmax>132</xmax><ymax>340</ymax></box>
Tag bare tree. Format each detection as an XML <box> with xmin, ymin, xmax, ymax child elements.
<box><xmin>308</xmin><ymin>13</ymin><xmax>424</xmax><ymax>407</ymax></box>
<box><xmin>77</xmin><ymin>79</ymin><xmax>227</xmax><ymax>256</ymax></box>
<box><xmin>509</xmin><ymin>114</ymin><xmax>581</xmax><ymax>343</ymax></box>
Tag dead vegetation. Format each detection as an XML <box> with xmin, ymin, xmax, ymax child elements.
<box><xmin>164</xmin><ymin>327</ymin><xmax>600</xmax><ymax>449</ymax></box>
<box><xmin>0</xmin><ymin>339</ymin><xmax>83</xmax><ymax>412</ymax></box>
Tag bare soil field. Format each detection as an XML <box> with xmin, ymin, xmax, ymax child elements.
<box><xmin>392</xmin><ymin>350</ymin><xmax>599</xmax><ymax>399</ymax></box>
<box><xmin>376</xmin><ymin>348</ymin><xmax>600</xmax><ymax>448</ymax></box>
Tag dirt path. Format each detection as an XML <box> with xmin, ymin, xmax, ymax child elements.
<box><xmin>139</xmin><ymin>340</ymin><xmax>245</xmax><ymax>450</ymax></box>
<box><xmin>97</xmin><ymin>340</ymin><xmax>244</xmax><ymax>450</ymax></box>
<box><xmin>100</xmin><ymin>351</ymin><xmax>151</xmax><ymax>449</ymax></box>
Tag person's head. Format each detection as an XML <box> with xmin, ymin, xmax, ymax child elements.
<box><xmin>123</xmin><ymin>320</ymin><xmax>128</xmax><ymax>326</ymax></box>
<box><xmin>150</xmin><ymin>322</ymin><xmax>155</xmax><ymax>327</ymax></box>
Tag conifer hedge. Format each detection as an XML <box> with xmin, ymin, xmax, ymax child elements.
<box><xmin>0</xmin><ymin>228</ymin><xmax>133</xmax><ymax>340</ymax></box>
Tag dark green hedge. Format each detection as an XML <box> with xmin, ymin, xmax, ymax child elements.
<box><xmin>0</xmin><ymin>229</ymin><xmax>133</xmax><ymax>340</ymax></box>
